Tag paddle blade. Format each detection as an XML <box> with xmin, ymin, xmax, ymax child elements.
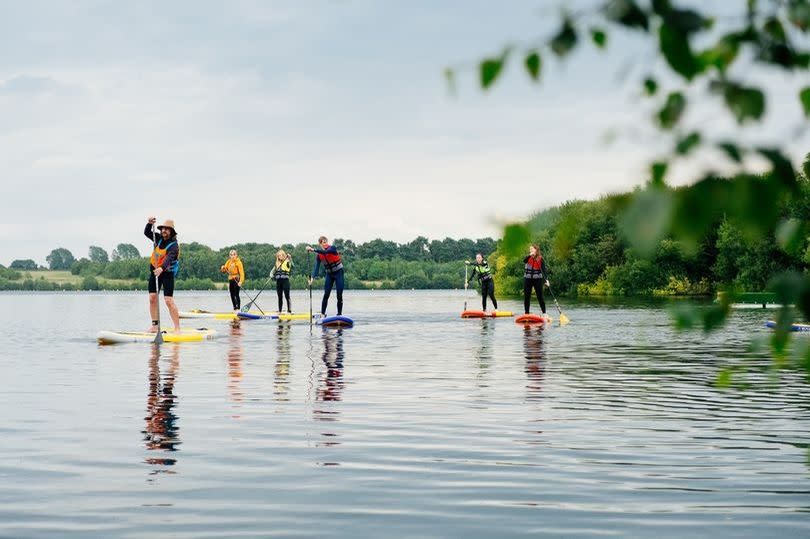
<box><xmin>559</xmin><ymin>313</ymin><xmax>570</xmax><ymax>325</ymax></box>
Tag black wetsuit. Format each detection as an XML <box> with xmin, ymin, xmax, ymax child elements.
<box><xmin>469</xmin><ymin>260</ymin><xmax>498</xmax><ymax>311</ymax></box>
<box><xmin>523</xmin><ymin>255</ymin><xmax>549</xmax><ymax>314</ymax></box>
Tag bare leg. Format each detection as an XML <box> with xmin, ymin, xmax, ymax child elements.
<box><xmin>165</xmin><ymin>297</ymin><xmax>181</xmax><ymax>331</ymax></box>
<box><xmin>148</xmin><ymin>293</ymin><xmax>159</xmax><ymax>332</ymax></box>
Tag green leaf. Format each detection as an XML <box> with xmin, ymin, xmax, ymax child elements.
<box><xmin>650</xmin><ymin>161</ymin><xmax>668</xmax><ymax>187</ymax></box>
<box><xmin>788</xmin><ymin>0</ymin><xmax>810</xmax><ymax>32</ymax></box>
<box><xmin>713</xmin><ymin>81</ymin><xmax>765</xmax><ymax>124</ymax></box>
<box><xmin>659</xmin><ymin>24</ymin><xmax>701</xmax><ymax>80</ymax></box>
<box><xmin>702</xmin><ymin>302</ymin><xmax>730</xmax><ymax>332</ymax></box>
<box><xmin>643</xmin><ymin>77</ymin><xmax>658</xmax><ymax>96</ymax></box>
<box><xmin>716</xmin><ymin>368</ymin><xmax>732</xmax><ymax>388</ymax></box>
<box><xmin>697</xmin><ymin>35</ymin><xmax>740</xmax><ymax>73</ymax></box>
<box><xmin>502</xmin><ymin>224</ymin><xmax>531</xmax><ymax>258</ymax></box>
<box><xmin>800</xmin><ymin>87</ymin><xmax>810</xmax><ymax>117</ymax></box>
<box><xmin>480</xmin><ymin>55</ymin><xmax>506</xmax><ymax>90</ymax></box>
<box><xmin>763</xmin><ymin>17</ymin><xmax>787</xmax><ymax>41</ymax></box>
<box><xmin>667</xmin><ymin>8</ymin><xmax>714</xmax><ymax>35</ymax></box>
<box><xmin>718</xmin><ymin>142</ymin><xmax>743</xmax><ymax>163</ymax></box>
<box><xmin>619</xmin><ymin>186</ymin><xmax>674</xmax><ymax>257</ymax></box>
<box><xmin>590</xmin><ymin>27</ymin><xmax>607</xmax><ymax>49</ymax></box>
<box><xmin>775</xmin><ymin>218</ymin><xmax>805</xmax><ymax>255</ymax></box>
<box><xmin>605</xmin><ymin>0</ymin><xmax>649</xmax><ymax>31</ymax></box>
<box><xmin>675</xmin><ymin>132</ymin><xmax>701</xmax><ymax>155</ymax></box>
<box><xmin>550</xmin><ymin>20</ymin><xmax>578</xmax><ymax>58</ymax></box>
<box><xmin>524</xmin><ymin>51</ymin><xmax>541</xmax><ymax>81</ymax></box>
<box><xmin>670</xmin><ymin>302</ymin><xmax>699</xmax><ymax>330</ymax></box>
<box><xmin>758</xmin><ymin>148</ymin><xmax>797</xmax><ymax>193</ymax></box>
<box><xmin>656</xmin><ymin>91</ymin><xmax>686</xmax><ymax>129</ymax></box>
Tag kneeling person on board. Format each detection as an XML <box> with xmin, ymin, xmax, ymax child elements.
<box><xmin>145</xmin><ymin>217</ymin><xmax>181</xmax><ymax>332</ymax></box>
<box><xmin>307</xmin><ymin>236</ymin><xmax>344</xmax><ymax>316</ymax></box>
<box><xmin>220</xmin><ymin>249</ymin><xmax>245</xmax><ymax>312</ymax></box>
<box><xmin>273</xmin><ymin>249</ymin><xmax>293</xmax><ymax>313</ymax></box>
<box><xmin>523</xmin><ymin>243</ymin><xmax>550</xmax><ymax>316</ymax></box>
<box><xmin>466</xmin><ymin>253</ymin><xmax>498</xmax><ymax>312</ymax></box>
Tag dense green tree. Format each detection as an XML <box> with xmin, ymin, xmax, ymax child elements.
<box><xmin>46</xmin><ymin>248</ymin><xmax>75</xmax><ymax>270</ymax></box>
<box><xmin>10</xmin><ymin>259</ymin><xmax>37</xmax><ymax>270</ymax></box>
<box><xmin>111</xmin><ymin>243</ymin><xmax>141</xmax><ymax>261</ymax></box>
<box><xmin>88</xmin><ymin>246</ymin><xmax>109</xmax><ymax>265</ymax></box>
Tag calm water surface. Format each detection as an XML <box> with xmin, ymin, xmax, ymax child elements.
<box><xmin>0</xmin><ymin>290</ymin><xmax>808</xmax><ymax>538</ymax></box>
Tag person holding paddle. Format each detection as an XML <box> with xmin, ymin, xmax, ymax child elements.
<box><xmin>145</xmin><ymin>217</ymin><xmax>181</xmax><ymax>333</ymax></box>
<box><xmin>466</xmin><ymin>253</ymin><xmax>498</xmax><ymax>312</ymax></box>
<box><xmin>523</xmin><ymin>244</ymin><xmax>550</xmax><ymax>316</ymax></box>
<box><xmin>221</xmin><ymin>249</ymin><xmax>245</xmax><ymax>312</ymax></box>
<box><xmin>307</xmin><ymin>236</ymin><xmax>344</xmax><ymax>316</ymax></box>
<box><xmin>272</xmin><ymin>249</ymin><xmax>293</xmax><ymax>313</ymax></box>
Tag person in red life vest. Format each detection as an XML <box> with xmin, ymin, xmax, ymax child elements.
<box><xmin>306</xmin><ymin>236</ymin><xmax>344</xmax><ymax>316</ymax></box>
<box><xmin>145</xmin><ymin>217</ymin><xmax>181</xmax><ymax>332</ymax></box>
<box><xmin>523</xmin><ymin>243</ymin><xmax>550</xmax><ymax>316</ymax></box>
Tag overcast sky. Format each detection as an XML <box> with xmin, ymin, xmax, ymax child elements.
<box><xmin>1</xmin><ymin>0</ymin><xmax>808</xmax><ymax>264</ymax></box>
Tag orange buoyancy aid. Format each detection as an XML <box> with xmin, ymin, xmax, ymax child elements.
<box><xmin>222</xmin><ymin>258</ymin><xmax>245</xmax><ymax>283</ymax></box>
<box><xmin>151</xmin><ymin>241</ymin><xmax>180</xmax><ymax>275</ymax></box>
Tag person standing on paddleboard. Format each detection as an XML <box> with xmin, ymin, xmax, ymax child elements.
<box><xmin>307</xmin><ymin>236</ymin><xmax>344</xmax><ymax>316</ymax></box>
<box><xmin>466</xmin><ymin>253</ymin><xmax>498</xmax><ymax>312</ymax></box>
<box><xmin>221</xmin><ymin>249</ymin><xmax>245</xmax><ymax>312</ymax></box>
<box><xmin>523</xmin><ymin>244</ymin><xmax>550</xmax><ymax>316</ymax></box>
<box><xmin>272</xmin><ymin>249</ymin><xmax>293</xmax><ymax>313</ymax></box>
<box><xmin>145</xmin><ymin>217</ymin><xmax>181</xmax><ymax>332</ymax></box>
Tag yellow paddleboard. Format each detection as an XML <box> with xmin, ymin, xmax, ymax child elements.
<box><xmin>97</xmin><ymin>328</ymin><xmax>218</xmax><ymax>344</ymax></box>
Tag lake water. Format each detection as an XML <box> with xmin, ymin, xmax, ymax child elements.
<box><xmin>0</xmin><ymin>290</ymin><xmax>808</xmax><ymax>538</ymax></box>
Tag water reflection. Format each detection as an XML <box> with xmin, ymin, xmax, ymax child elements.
<box><xmin>314</xmin><ymin>328</ymin><xmax>345</xmax><ymax>454</ymax></box>
<box><xmin>227</xmin><ymin>320</ymin><xmax>244</xmax><ymax>410</ymax></box>
<box><xmin>523</xmin><ymin>326</ymin><xmax>545</xmax><ymax>400</ymax></box>
<box><xmin>143</xmin><ymin>344</ymin><xmax>181</xmax><ymax>474</ymax></box>
<box><xmin>475</xmin><ymin>320</ymin><xmax>494</xmax><ymax>383</ymax></box>
<box><xmin>274</xmin><ymin>323</ymin><xmax>291</xmax><ymax>402</ymax></box>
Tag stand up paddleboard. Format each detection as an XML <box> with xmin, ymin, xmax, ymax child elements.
<box><xmin>515</xmin><ymin>314</ymin><xmax>551</xmax><ymax>325</ymax></box>
<box><xmin>765</xmin><ymin>320</ymin><xmax>810</xmax><ymax>332</ymax></box>
<box><xmin>97</xmin><ymin>328</ymin><xmax>218</xmax><ymax>344</ymax></box>
<box><xmin>317</xmin><ymin>315</ymin><xmax>354</xmax><ymax>328</ymax></box>
<box><xmin>180</xmin><ymin>310</ymin><xmax>239</xmax><ymax>320</ymax></box>
<box><xmin>461</xmin><ymin>310</ymin><xmax>514</xmax><ymax>318</ymax></box>
<box><xmin>236</xmin><ymin>311</ymin><xmax>272</xmax><ymax>320</ymax></box>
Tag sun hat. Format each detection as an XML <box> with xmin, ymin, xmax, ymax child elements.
<box><xmin>157</xmin><ymin>219</ymin><xmax>177</xmax><ymax>233</ymax></box>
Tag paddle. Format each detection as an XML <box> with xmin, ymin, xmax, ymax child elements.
<box><xmin>308</xmin><ymin>251</ymin><xmax>313</xmax><ymax>327</ymax></box>
<box><xmin>242</xmin><ymin>272</ymin><xmax>273</xmax><ymax>313</ymax></box>
<box><xmin>546</xmin><ymin>283</ymin><xmax>570</xmax><ymax>325</ymax></box>
<box><xmin>151</xmin><ymin>223</ymin><xmax>164</xmax><ymax>345</ymax></box>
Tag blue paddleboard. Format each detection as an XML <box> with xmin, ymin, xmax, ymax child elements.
<box><xmin>317</xmin><ymin>315</ymin><xmax>354</xmax><ymax>328</ymax></box>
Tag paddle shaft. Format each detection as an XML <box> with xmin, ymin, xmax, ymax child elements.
<box><xmin>308</xmin><ymin>252</ymin><xmax>313</xmax><ymax>326</ymax></box>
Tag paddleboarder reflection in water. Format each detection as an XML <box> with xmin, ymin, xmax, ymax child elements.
<box><xmin>523</xmin><ymin>326</ymin><xmax>546</xmax><ymax>401</ymax></box>
<box><xmin>143</xmin><ymin>344</ymin><xmax>181</xmax><ymax>473</ymax></box>
<box><xmin>314</xmin><ymin>329</ymin><xmax>345</xmax><ymax>453</ymax></box>
<box><xmin>227</xmin><ymin>320</ymin><xmax>244</xmax><ymax>410</ymax></box>
<box><xmin>274</xmin><ymin>324</ymin><xmax>292</xmax><ymax>402</ymax></box>
<box><xmin>307</xmin><ymin>236</ymin><xmax>345</xmax><ymax>316</ymax></box>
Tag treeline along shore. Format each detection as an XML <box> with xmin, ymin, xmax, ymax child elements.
<box><xmin>4</xmin><ymin>173</ymin><xmax>807</xmax><ymax>296</ymax></box>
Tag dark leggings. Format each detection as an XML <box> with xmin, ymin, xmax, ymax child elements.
<box><xmin>229</xmin><ymin>280</ymin><xmax>241</xmax><ymax>310</ymax></box>
<box><xmin>524</xmin><ymin>278</ymin><xmax>545</xmax><ymax>314</ymax></box>
<box><xmin>481</xmin><ymin>278</ymin><xmax>498</xmax><ymax>311</ymax></box>
<box><xmin>322</xmin><ymin>269</ymin><xmax>344</xmax><ymax>315</ymax></box>
<box><xmin>276</xmin><ymin>279</ymin><xmax>291</xmax><ymax>312</ymax></box>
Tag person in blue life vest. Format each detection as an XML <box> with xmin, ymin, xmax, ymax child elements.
<box><xmin>523</xmin><ymin>243</ymin><xmax>550</xmax><ymax>316</ymax></box>
<box><xmin>466</xmin><ymin>253</ymin><xmax>498</xmax><ymax>312</ymax></box>
<box><xmin>307</xmin><ymin>236</ymin><xmax>344</xmax><ymax>316</ymax></box>
<box><xmin>145</xmin><ymin>217</ymin><xmax>181</xmax><ymax>332</ymax></box>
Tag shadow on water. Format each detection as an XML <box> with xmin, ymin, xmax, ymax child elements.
<box><xmin>523</xmin><ymin>325</ymin><xmax>545</xmax><ymax>401</ymax></box>
<box><xmin>227</xmin><ymin>320</ymin><xmax>244</xmax><ymax>411</ymax></box>
<box><xmin>314</xmin><ymin>328</ymin><xmax>345</xmax><ymax>457</ymax></box>
<box><xmin>274</xmin><ymin>323</ymin><xmax>291</xmax><ymax>402</ymax></box>
<box><xmin>143</xmin><ymin>344</ymin><xmax>181</xmax><ymax>476</ymax></box>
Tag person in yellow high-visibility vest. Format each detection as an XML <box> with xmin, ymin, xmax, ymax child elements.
<box><xmin>221</xmin><ymin>249</ymin><xmax>245</xmax><ymax>312</ymax></box>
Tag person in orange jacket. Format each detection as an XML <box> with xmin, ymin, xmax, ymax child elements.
<box><xmin>221</xmin><ymin>249</ymin><xmax>245</xmax><ymax>311</ymax></box>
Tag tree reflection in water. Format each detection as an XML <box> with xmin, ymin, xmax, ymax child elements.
<box><xmin>143</xmin><ymin>344</ymin><xmax>181</xmax><ymax>475</ymax></box>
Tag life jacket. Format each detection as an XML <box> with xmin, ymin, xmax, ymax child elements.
<box><xmin>472</xmin><ymin>261</ymin><xmax>493</xmax><ymax>281</ymax></box>
<box><xmin>151</xmin><ymin>240</ymin><xmax>180</xmax><ymax>276</ymax></box>
<box><xmin>223</xmin><ymin>258</ymin><xmax>243</xmax><ymax>281</ymax></box>
<box><xmin>524</xmin><ymin>255</ymin><xmax>544</xmax><ymax>280</ymax></box>
<box><xmin>318</xmin><ymin>246</ymin><xmax>343</xmax><ymax>274</ymax></box>
<box><xmin>274</xmin><ymin>258</ymin><xmax>292</xmax><ymax>280</ymax></box>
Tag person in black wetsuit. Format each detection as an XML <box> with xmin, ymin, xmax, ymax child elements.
<box><xmin>306</xmin><ymin>236</ymin><xmax>344</xmax><ymax>316</ymax></box>
<box><xmin>523</xmin><ymin>243</ymin><xmax>550</xmax><ymax>316</ymax></box>
<box><xmin>145</xmin><ymin>217</ymin><xmax>181</xmax><ymax>332</ymax></box>
<box><xmin>466</xmin><ymin>253</ymin><xmax>498</xmax><ymax>312</ymax></box>
<box><xmin>272</xmin><ymin>249</ymin><xmax>293</xmax><ymax>313</ymax></box>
